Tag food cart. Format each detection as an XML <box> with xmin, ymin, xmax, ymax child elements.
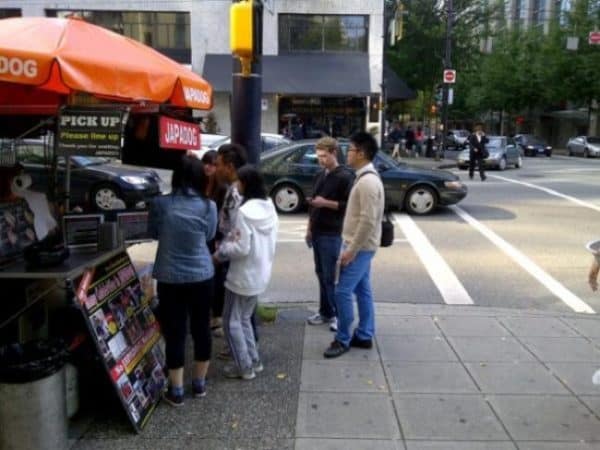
<box><xmin>0</xmin><ymin>16</ymin><xmax>213</xmax><ymax>435</ymax></box>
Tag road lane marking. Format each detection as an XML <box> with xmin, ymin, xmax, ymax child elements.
<box><xmin>491</xmin><ymin>175</ymin><xmax>600</xmax><ymax>213</ymax></box>
<box><xmin>450</xmin><ymin>205</ymin><xmax>595</xmax><ymax>314</ymax></box>
<box><xmin>276</xmin><ymin>238</ymin><xmax>408</xmax><ymax>244</ymax></box>
<box><xmin>394</xmin><ymin>213</ymin><xmax>474</xmax><ymax>305</ymax></box>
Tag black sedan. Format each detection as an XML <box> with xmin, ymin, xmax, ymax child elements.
<box><xmin>261</xmin><ymin>140</ymin><xmax>467</xmax><ymax>215</ymax></box>
<box><xmin>514</xmin><ymin>134</ymin><xmax>552</xmax><ymax>157</ymax></box>
<box><xmin>16</xmin><ymin>140</ymin><xmax>162</xmax><ymax>211</ymax></box>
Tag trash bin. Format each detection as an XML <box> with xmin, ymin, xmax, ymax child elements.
<box><xmin>0</xmin><ymin>339</ymin><xmax>68</xmax><ymax>450</ymax></box>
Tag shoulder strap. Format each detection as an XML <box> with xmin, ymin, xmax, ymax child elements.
<box><xmin>355</xmin><ymin>170</ymin><xmax>379</xmax><ymax>183</ymax></box>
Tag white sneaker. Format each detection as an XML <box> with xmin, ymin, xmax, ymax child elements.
<box><xmin>307</xmin><ymin>313</ymin><xmax>326</xmax><ymax>325</ymax></box>
<box><xmin>593</xmin><ymin>369</ymin><xmax>600</xmax><ymax>385</ymax></box>
<box><xmin>253</xmin><ymin>360</ymin><xmax>264</xmax><ymax>373</ymax></box>
<box><xmin>329</xmin><ymin>317</ymin><xmax>338</xmax><ymax>332</ymax></box>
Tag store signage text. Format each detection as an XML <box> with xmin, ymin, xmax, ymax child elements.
<box><xmin>159</xmin><ymin>116</ymin><xmax>200</xmax><ymax>150</ymax></box>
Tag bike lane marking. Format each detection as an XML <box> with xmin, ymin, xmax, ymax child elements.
<box><xmin>394</xmin><ymin>213</ymin><xmax>474</xmax><ymax>305</ymax></box>
<box><xmin>450</xmin><ymin>205</ymin><xmax>595</xmax><ymax>314</ymax></box>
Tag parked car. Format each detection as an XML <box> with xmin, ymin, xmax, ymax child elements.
<box><xmin>514</xmin><ymin>134</ymin><xmax>552</xmax><ymax>157</ymax></box>
<box><xmin>447</xmin><ymin>129</ymin><xmax>470</xmax><ymax>149</ymax></box>
<box><xmin>260</xmin><ymin>140</ymin><xmax>467</xmax><ymax>215</ymax></box>
<box><xmin>12</xmin><ymin>139</ymin><xmax>163</xmax><ymax>211</ymax></box>
<box><xmin>566</xmin><ymin>136</ymin><xmax>600</xmax><ymax>158</ymax></box>
<box><xmin>190</xmin><ymin>133</ymin><xmax>291</xmax><ymax>159</ymax></box>
<box><xmin>456</xmin><ymin>136</ymin><xmax>523</xmax><ymax>171</ymax></box>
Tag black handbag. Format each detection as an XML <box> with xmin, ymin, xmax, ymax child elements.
<box><xmin>380</xmin><ymin>214</ymin><xmax>394</xmax><ymax>247</ymax></box>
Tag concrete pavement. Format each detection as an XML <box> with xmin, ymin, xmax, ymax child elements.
<box><xmin>72</xmin><ymin>302</ymin><xmax>600</xmax><ymax>449</ymax></box>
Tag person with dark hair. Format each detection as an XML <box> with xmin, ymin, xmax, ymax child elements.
<box><xmin>201</xmin><ymin>150</ymin><xmax>227</xmax><ymax>336</ymax></box>
<box><xmin>468</xmin><ymin>123</ymin><xmax>489</xmax><ymax>181</ymax></box>
<box><xmin>215</xmin><ymin>165</ymin><xmax>278</xmax><ymax>379</ymax></box>
<box><xmin>213</xmin><ymin>143</ymin><xmax>251</xmax><ymax>358</ymax></box>
<box><xmin>148</xmin><ymin>155</ymin><xmax>217</xmax><ymax>405</ymax></box>
<box><xmin>324</xmin><ymin>131</ymin><xmax>384</xmax><ymax>359</ymax></box>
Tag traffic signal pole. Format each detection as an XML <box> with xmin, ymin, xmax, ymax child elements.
<box><xmin>439</xmin><ymin>0</ymin><xmax>453</xmax><ymax>161</ymax></box>
<box><xmin>230</xmin><ymin>0</ymin><xmax>263</xmax><ymax>165</ymax></box>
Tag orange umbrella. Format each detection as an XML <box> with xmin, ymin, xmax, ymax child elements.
<box><xmin>0</xmin><ymin>16</ymin><xmax>213</xmax><ymax>113</ymax></box>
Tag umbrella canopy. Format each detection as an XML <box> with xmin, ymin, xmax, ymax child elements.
<box><xmin>0</xmin><ymin>17</ymin><xmax>213</xmax><ymax>114</ymax></box>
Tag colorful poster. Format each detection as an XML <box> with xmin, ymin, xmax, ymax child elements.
<box><xmin>75</xmin><ymin>251</ymin><xmax>166</xmax><ymax>432</ymax></box>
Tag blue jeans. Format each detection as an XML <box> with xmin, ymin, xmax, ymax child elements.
<box><xmin>334</xmin><ymin>250</ymin><xmax>376</xmax><ymax>347</ymax></box>
<box><xmin>312</xmin><ymin>233</ymin><xmax>342</xmax><ymax>319</ymax></box>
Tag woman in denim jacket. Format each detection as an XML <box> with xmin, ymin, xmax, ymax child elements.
<box><xmin>149</xmin><ymin>155</ymin><xmax>217</xmax><ymax>406</ymax></box>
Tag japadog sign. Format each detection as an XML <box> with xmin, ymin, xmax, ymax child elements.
<box><xmin>57</xmin><ymin>108</ymin><xmax>125</xmax><ymax>157</ymax></box>
<box><xmin>158</xmin><ymin>116</ymin><xmax>200</xmax><ymax>150</ymax></box>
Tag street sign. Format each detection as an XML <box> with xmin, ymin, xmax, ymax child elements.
<box><xmin>443</xmin><ymin>69</ymin><xmax>456</xmax><ymax>84</ymax></box>
<box><xmin>589</xmin><ymin>31</ymin><xmax>600</xmax><ymax>45</ymax></box>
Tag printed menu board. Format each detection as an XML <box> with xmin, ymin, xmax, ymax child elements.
<box><xmin>74</xmin><ymin>251</ymin><xmax>166</xmax><ymax>432</ymax></box>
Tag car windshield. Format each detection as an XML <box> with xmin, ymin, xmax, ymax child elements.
<box><xmin>376</xmin><ymin>151</ymin><xmax>401</xmax><ymax>168</ymax></box>
<box><xmin>486</xmin><ymin>137</ymin><xmax>504</xmax><ymax>149</ymax></box>
<box><xmin>202</xmin><ymin>135</ymin><xmax>229</xmax><ymax>148</ymax></box>
<box><xmin>525</xmin><ymin>136</ymin><xmax>544</xmax><ymax>145</ymax></box>
<box><xmin>588</xmin><ymin>137</ymin><xmax>600</xmax><ymax>144</ymax></box>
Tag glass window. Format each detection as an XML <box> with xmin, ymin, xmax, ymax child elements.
<box><xmin>0</xmin><ymin>9</ymin><xmax>21</xmax><ymax>18</ymax></box>
<box><xmin>298</xmin><ymin>146</ymin><xmax>319</xmax><ymax>165</ymax></box>
<box><xmin>279</xmin><ymin>14</ymin><xmax>368</xmax><ymax>53</ymax></box>
<box><xmin>46</xmin><ymin>10</ymin><xmax>191</xmax><ymax>63</ymax></box>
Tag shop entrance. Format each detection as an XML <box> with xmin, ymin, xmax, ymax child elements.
<box><xmin>278</xmin><ymin>96</ymin><xmax>366</xmax><ymax>139</ymax></box>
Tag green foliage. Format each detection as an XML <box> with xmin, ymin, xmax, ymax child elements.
<box><xmin>389</xmin><ymin>0</ymin><xmax>599</xmax><ymax>124</ymax></box>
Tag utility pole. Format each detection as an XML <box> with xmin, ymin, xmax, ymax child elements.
<box><xmin>230</xmin><ymin>0</ymin><xmax>263</xmax><ymax>165</ymax></box>
<box><xmin>379</xmin><ymin>0</ymin><xmax>397</xmax><ymax>150</ymax></box>
<box><xmin>439</xmin><ymin>0</ymin><xmax>453</xmax><ymax>161</ymax></box>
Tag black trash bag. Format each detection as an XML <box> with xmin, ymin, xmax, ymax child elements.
<box><xmin>0</xmin><ymin>339</ymin><xmax>67</xmax><ymax>384</ymax></box>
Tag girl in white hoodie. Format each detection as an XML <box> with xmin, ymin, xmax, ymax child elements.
<box><xmin>214</xmin><ymin>165</ymin><xmax>279</xmax><ymax>380</ymax></box>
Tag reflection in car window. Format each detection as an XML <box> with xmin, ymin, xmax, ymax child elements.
<box><xmin>72</xmin><ymin>156</ymin><xmax>110</xmax><ymax>167</ymax></box>
<box><xmin>588</xmin><ymin>137</ymin><xmax>600</xmax><ymax>144</ymax></box>
<box><xmin>297</xmin><ymin>146</ymin><xmax>319</xmax><ymax>165</ymax></box>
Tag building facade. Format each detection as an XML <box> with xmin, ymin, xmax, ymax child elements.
<box><xmin>3</xmin><ymin>0</ymin><xmax>413</xmax><ymax>139</ymax></box>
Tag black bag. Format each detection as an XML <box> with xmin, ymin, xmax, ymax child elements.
<box><xmin>380</xmin><ymin>214</ymin><xmax>394</xmax><ymax>247</ymax></box>
<box><xmin>355</xmin><ymin>171</ymin><xmax>394</xmax><ymax>247</ymax></box>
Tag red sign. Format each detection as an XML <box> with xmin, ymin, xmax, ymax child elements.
<box><xmin>589</xmin><ymin>31</ymin><xmax>600</xmax><ymax>45</ymax></box>
<box><xmin>443</xmin><ymin>69</ymin><xmax>456</xmax><ymax>84</ymax></box>
<box><xmin>159</xmin><ymin>115</ymin><xmax>200</xmax><ymax>150</ymax></box>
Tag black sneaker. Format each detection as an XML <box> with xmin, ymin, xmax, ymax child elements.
<box><xmin>350</xmin><ymin>335</ymin><xmax>373</xmax><ymax>349</ymax></box>
<box><xmin>162</xmin><ymin>390</ymin><xmax>184</xmax><ymax>407</ymax></box>
<box><xmin>192</xmin><ymin>383</ymin><xmax>206</xmax><ymax>398</ymax></box>
<box><xmin>323</xmin><ymin>340</ymin><xmax>349</xmax><ymax>358</ymax></box>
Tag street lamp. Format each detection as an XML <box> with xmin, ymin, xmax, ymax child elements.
<box><xmin>439</xmin><ymin>0</ymin><xmax>453</xmax><ymax>161</ymax></box>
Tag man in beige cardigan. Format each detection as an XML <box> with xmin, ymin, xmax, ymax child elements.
<box><xmin>324</xmin><ymin>131</ymin><xmax>385</xmax><ymax>358</ymax></box>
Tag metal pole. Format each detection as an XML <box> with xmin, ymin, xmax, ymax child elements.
<box><xmin>231</xmin><ymin>0</ymin><xmax>263</xmax><ymax>165</ymax></box>
<box><xmin>379</xmin><ymin>0</ymin><xmax>387</xmax><ymax>150</ymax></box>
<box><xmin>439</xmin><ymin>0</ymin><xmax>453</xmax><ymax>161</ymax></box>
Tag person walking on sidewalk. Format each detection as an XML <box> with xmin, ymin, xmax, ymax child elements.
<box><xmin>468</xmin><ymin>123</ymin><xmax>489</xmax><ymax>181</ymax></box>
<box><xmin>214</xmin><ymin>165</ymin><xmax>279</xmax><ymax>379</ymax></box>
<box><xmin>324</xmin><ymin>131</ymin><xmax>385</xmax><ymax>358</ymax></box>
<box><xmin>149</xmin><ymin>155</ymin><xmax>217</xmax><ymax>406</ymax></box>
<box><xmin>306</xmin><ymin>137</ymin><xmax>354</xmax><ymax>332</ymax></box>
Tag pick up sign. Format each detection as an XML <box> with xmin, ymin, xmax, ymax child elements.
<box><xmin>58</xmin><ymin>108</ymin><xmax>125</xmax><ymax>157</ymax></box>
<box><xmin>159</xmin><ymin>116</ymin><xmax>200</xmax><ymax>150</ymax></box>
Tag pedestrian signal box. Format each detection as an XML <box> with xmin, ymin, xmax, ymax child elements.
<box><xmin>230</xmin><ymin>1</ymin><xmax>253</xmax><ymax>59</ymax></box>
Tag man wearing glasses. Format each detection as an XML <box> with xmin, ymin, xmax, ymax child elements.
<box><xmin>324</xmin><ymin>132</ymin><xmax>385</xmax><ymax>358</ymax></box>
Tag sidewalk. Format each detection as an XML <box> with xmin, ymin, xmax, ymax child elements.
<box><xmin>72</xmin><ymin>302</ymin><xmax>600</xmax><ymax>449</ymax></box>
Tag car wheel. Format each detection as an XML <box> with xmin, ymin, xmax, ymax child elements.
<box><xmin>568</xmin><ymin>147</ymin><xmax>573</xmax><ymax>156</ymax></box>
<box><xmin>91</xmin><ymin>183</ymin><xmax>122</xmax><ymax>211</ymax></box>
<box><xmin>545</xmin><ymin>151</ymin><xmax>551</xmax><ymax>157</ymax></box>
<box><xmin>271</xmin><ymin>183</ymin><xmax>304</xmax><ymax>214</ymax></box>
<box><xmin>584</xmin><ymin>148</ymin><xmax>589</xmax><ymax>158</ymax></box>
<box><xmin>404</xmin><ymin>185</ymin><xmax>437</xmax><ymax>215</ymax></box>
<box><xmin>498</xmin><ymin>157</ymin><xmax>507</xmax><ymax>171</ymax></box>
<box><xmin>515</xmin><ymin>156</ymin><xmax>523</xmax><ymax>169</ymax></box>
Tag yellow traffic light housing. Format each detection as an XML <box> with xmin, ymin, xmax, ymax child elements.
<box><xmin>230</xmin><ymin>0</ymin><xmax>253</xmax><ymax>75</ymax></box>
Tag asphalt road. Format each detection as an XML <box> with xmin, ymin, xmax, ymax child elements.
<box><xmin>266</xmin><ymin>154</ymin><xmax>600</xmax><ymax>315</ymax></box>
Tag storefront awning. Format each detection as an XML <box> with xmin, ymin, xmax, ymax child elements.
<box><xmin>203</xmin><ymin>54</ymin><xmax>414</xmax><ymax>100</ymax></box>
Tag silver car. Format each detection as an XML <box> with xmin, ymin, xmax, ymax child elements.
<box><xmin>567</xmin><ymin>136</ymin><xmax>600</xmax><ymax>158</ymax></box>
<box><xmin>457</xmin><ymin>136</ymin><xmax>523</xmax><ymax>171</ymax></box>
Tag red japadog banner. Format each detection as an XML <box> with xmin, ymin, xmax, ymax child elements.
<box><xmin>159</xmin><ymin>115</ymin><xmax>201</xmax><ymax>150</ymax></box>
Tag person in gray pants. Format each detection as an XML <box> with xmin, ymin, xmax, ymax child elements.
<box><xmin>213</xmin><ymin>166</ymin><xmax>279</xmax><ymax>380</ymax></box>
